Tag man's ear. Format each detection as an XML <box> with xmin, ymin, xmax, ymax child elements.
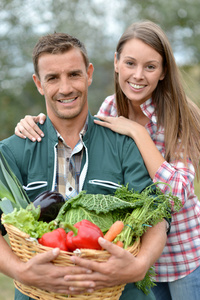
<box><xmin>32</xmin><ymin>74</ymin><xmax>44</xmax><ymax>95</ymax></box>
<box><xmin>87</xmin><ymin>63</ymin><xmax>94</xmax><ymax>87</ymax></box>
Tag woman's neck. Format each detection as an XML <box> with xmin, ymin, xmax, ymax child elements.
<box><xmin>128</xmin><ymin>102</ymin><xmax>149</xmax><ymax>126</ymax></box>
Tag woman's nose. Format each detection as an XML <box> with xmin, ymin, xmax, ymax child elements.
<box><xmin>133</xmin><ymin>66</ymin><xmax>144</xmax><ymax>80</ymax></box>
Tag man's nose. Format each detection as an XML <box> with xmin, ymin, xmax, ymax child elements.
<box><xmin>59</xmin><ymin>77</ymin><xmax>73</xmax><ymax>94</ymax></box>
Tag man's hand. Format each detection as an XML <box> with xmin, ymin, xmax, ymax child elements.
<box><xmin>63</xmin><ymin>237</ymin><xmax>149</xmax><ymax>293</ymax></box>
<box><xmin>15</xmin><ymin>248</ymin><xmax>93</xmax><ymax>295</ymax></box>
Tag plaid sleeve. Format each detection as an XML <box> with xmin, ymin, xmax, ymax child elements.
<box><xmin>97</xmin><ymin>95</ymin><xmax>118</xmax><ymax>117</ymax></box>
<box><xmin>153</xmin><ymin>159</ymin><xmax>196</xmax><ymax>211</ymax></box>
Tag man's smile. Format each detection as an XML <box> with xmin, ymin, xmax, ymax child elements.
<box><xmin>58</xmin><ymin>97</ymin><xmax>78</xmax><ymax>103</ymax></box>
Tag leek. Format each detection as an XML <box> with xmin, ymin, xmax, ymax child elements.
<box><xmin>0</xmin><ymin>151</ymin><xmax>30</xmax><ymax>214</ymax></box>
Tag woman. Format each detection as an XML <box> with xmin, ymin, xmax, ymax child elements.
<box><xmin>15</xmin><ymin>21</ymin><xmax>200</xmax><ymax>300</ymax></box>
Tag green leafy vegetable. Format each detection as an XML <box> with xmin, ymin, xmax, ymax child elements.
<box><xmin>114</xmin><ymin>184</ymin><xmax>181</xmax><ymax>248</ymax></box>
<box><xmin>60</xmin><ymin>207</ymin><xmax>114</xmax><ymax>233</ymax></box>
<box><xmin>2</xmin><ymin>205</ymin><xmax>50</xmax><ymax>238</ymax></box>
<box><xmin>64</xmin><ymin>191</ymin><xmax>138</xmax><ymax>213</ymax></box>
<box><xmin>52</xmin><ymin>190</ymin><xmax>144</xmax><ymax>233</ymax></box>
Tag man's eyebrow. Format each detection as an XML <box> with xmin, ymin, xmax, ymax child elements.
<box><xmin>69</xmin><ymin>69</ymin><xmax>84</xmax><ymax>74</ymax></box>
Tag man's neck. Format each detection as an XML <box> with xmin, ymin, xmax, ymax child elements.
<box><xmin>50</xmin><ymin>113</ymin><xmax>88</xmax><ymax>149</ymax></box>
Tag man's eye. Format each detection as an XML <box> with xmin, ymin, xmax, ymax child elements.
<box><xmin>47</xmin><ymin>77</ymin><xmax>56</xmax><ymax>81</ymax></box>
<box><xmin>70</xmin><ymin>72</ymin><xmax>80</xmax><ymax>77</ymax></box>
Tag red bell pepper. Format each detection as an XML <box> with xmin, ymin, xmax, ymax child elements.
<box><xmin>65</xmin><ymin>219</ymin><xmax>104</xmax><ymax>252</ymax></box>
<box><xmin>38</xmin><ymin>228</ymin><xmax>68</xmax><ymax>251</ymax></box>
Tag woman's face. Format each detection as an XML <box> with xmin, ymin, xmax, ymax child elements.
<box><xmin>114</xmin><ymin>38</ymin><xmax>165</xmax><ymax>106</ymax></box>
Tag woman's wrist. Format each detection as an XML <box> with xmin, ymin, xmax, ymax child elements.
<box><xmin>129</xmin><ymin>122</ymin><xmax>148</xmax><ymax>141</ymax></box>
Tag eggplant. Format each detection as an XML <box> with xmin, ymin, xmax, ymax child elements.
<box><xmin>33</xmin><ymin>190</ymin><xmax>65</xmax><ymax>222</ymax></box>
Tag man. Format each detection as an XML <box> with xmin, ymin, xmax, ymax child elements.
<box><xmin>0</xmin><ymin>33</ymin><xmax>167</xmax><ymax>300</ymax></box>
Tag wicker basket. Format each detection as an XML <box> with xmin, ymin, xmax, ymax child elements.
<box><xmin>4</xmin><ymin>223</ymin><xmax>140</xmax><ymax>300</ymax></box>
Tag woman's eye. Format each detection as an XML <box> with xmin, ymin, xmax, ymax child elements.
<box><xmin>126</xmin><ymin>61</ymin><xmax>134</xmax><ymax>66</ymax></box>
<box><xmin>147</xmin><ymin>65</ymin><xmax>155</xmax><ymax>70</ymax></box>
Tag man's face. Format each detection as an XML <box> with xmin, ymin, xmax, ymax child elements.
<box><xmin>33</xmin><ymin>48</ymin><xmax>93</xmax><ymax>124</ymax></box>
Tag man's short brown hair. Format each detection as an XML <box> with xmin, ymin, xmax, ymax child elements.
<box><xmin>33</xmin><ymin>33</ymin><xmax>89</xmax><ymax>78</ymax></box>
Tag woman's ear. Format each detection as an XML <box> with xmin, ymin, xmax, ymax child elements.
<box><xmin>32</xmin><ymin>74</ymin><xmax>44</xmax><ymax>95</ymax></box>
<box><xmin>160</xmin><ymin>67</ymin><xmax>167</xmax><ymax>81</ymax></box>
<box><xmin>114</xmin><ymin>52</ymin><xmax>119</xmax><ymax>73</ymax></box>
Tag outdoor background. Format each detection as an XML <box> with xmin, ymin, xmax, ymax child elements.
<box><xmin>0</xmin><ymin>0</ymin><xmax>200</xmax><ymax>299</ymax></box>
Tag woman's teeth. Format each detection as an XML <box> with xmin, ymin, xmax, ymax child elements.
<box><xmin>129</xmin><ymin>83</ymin><xmax>145</xmax><ymax>89</ymax></box>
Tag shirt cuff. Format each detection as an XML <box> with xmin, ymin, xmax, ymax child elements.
<box><xmin>153</xmin><ymin>160</ymin><xmax>175</xmax><ymax>184</ymax></box>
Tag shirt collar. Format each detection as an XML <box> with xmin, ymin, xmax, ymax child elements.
<box><xmin>79</xmin><ymin>115</ymin><xmax>88</xmax><ymax>139</ymax></box>
<box><xmin>140</xmin><ymin>98</ymin><xmax>157</xmax><ymax>124</ymax></box>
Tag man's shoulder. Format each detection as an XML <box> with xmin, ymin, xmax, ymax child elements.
<box><xmin>88</xmin><ymin>114</ymin><xmax>136</xmax><ymax>149</ymax></box>
<box><xmin>0</xmin><ymin>134</ymin><xmax>28</xmax><ymax>161</ymax></box>
<box><xmin>0</xmin><ymin>134</ymin><xmax>25</xmax><ymax>148</ymax></box>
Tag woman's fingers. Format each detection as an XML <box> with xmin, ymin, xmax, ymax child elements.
<box><xmin>15</xmin><ymin>114</ymin><xmax>45</xmax><ymax>141</ymax></box>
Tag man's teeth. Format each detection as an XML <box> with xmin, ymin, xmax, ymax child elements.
<box><xmin>60</xmin><ymin>98</ymin><xmax>75</xmax><ymax>103</ymax></box>
<box><xmin>129</xmin><ymin>83</ymin><xmax>145</xmax><ymax>89</ymax></box>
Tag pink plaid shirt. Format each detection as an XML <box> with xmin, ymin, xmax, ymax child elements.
<box><xmin>97</xmin><ymin>95</ymin><xmax>200</xmax><ymax>282</ymax></box>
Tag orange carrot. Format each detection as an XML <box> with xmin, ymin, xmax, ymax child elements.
<box><xmin>104</xmin><ymin>221</ymin><xmax>124</xmax><ymax>242</ymax></box>
<box><xmin>116</xmin><ymin>240</ymin><xmax>124</xmax><ymax>248</ymax></box>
